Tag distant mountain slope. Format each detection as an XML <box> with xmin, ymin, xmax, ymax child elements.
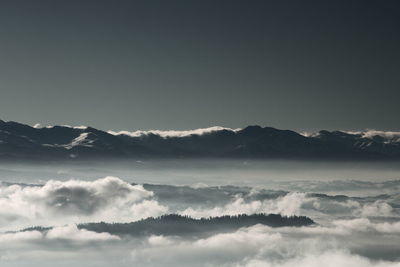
<box><xmin>22</xmin><ymin>213</ymin><xmax>315</xmax><ymax>238</ymax></box>
<box><xmin>0</xmin><ymin>120</ymin><xmax>399</xmax><ymax>160</ymax></box>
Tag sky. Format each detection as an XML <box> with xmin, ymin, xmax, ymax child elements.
<box><xmin>0</xmin><ymin>0</ymin><xmax>399</xmax><ymax>132</ymax></box>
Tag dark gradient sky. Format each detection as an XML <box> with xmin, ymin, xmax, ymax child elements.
<box><xmin>0</xmin><ymin>0</ymin><xmax>399</xmax><ymax>131</ymax></box>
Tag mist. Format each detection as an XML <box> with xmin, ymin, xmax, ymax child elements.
<box><xmin>2</xmin><ymin>159</ymin><xmax>399</xmax><ymax>190</ymax></box>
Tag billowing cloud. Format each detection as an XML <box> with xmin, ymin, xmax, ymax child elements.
<box><xmin>359</xmin><ymin>200</ymin><xmax>394</xmax><ymax>217</ymax></box>
<box><xmin>0</xmin><ymin>177</ymin><xmax>168</xmax><ymax>230</ymax></box>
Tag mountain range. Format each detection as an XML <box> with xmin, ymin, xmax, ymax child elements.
<box><xmin>1</xmin><ymin>120</ymin><xmax>399</xmax><ymax>160</ymax></box>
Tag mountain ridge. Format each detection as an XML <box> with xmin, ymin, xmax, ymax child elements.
<box><xmin>0</xmin><ymin>120</ymin><xmax>399</xmax><ymax>160</ymax></box>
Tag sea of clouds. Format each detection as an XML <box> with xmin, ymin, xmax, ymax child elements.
<box><xmin>0</xmin><ymin>176</ymin><xmax>399</xmax><ymax>266</ymax></box>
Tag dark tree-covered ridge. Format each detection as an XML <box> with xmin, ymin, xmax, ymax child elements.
<box><xmin>20</xmin><ymin>213</ymin><xmax>314</xmax><ymax>238</ymax></box>
<box><xmin>78</xmin><ymin>213</ymin><xmax>314</xmax><ymax>237</ymax></box>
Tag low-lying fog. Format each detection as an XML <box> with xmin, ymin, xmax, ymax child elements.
<box><xmin>0</xmin><ymin>159</ymin><xmax>399</xmax><ymax>266</ymax></box>
<box><xmin>1</xmin><ymin>159</ymin><xmax>400</xmax><ymax>192</ymax></box>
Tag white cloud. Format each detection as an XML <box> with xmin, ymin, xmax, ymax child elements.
<box><xmin>327</xmin><ymin>199</ymin><xmax>395</xmax><ymax>218</ymax></box>
<box><xmin>241</xmin><ymin>251</ymin><xmax>400</xmax><ymax>267</ymax></box>
<box><xmin>332</xmin><ymin>218</ymin><xmax>400</xmax><ymax>234</ymax></box>
<box><xmin>31</xmin><ymin>124</ymin><xmax>88</xmax><ymax>130</ymax></box>
<box><xmin>357</xmin><ymin>130</ymin><xmax>400</xmax><ymax>143</ymax></box>
<box><xmin>304</xmin><ymin>129</ymin><xmax>400</xmax><ymax>143</ymax></box>
<box><xmin>276</xmin><ymin>218</ymin><xmax>400</xmax><ymax>236</ymax></box>
<box><xmin>108</xmin><ymin>126</ymin><xmax>241</xmax><ymax>138</ymax></box>
<box><xmin>179</xmin><ymin>192</ymin><xmax>310</xmax><ymax>218</ymax></box>
<box><xmin>0</xmin><ymin>231</ymin><xmax>42</xmax><ymax>242</ymax></box>
<box><xmin>194</xmin><ymin>225</ymin><xmax>281</xmax><ymax>249</ymax></box>
<box><xmin>0</xmin><ymin>225</ymin><xmax>119</xmax><ymax>246</ymax></box>
<box><xmin>147</xmin><ymin>235</ymin><xmax>174</xmax><ymax>247</ymax></box>
<box><xmin>0</xmin><ymin>177</ymin><xmax>168</xmax><ymax>231</ymax></box>
<box><xmin>128</xmin><ymin>223</ymin><xmax>400</xmax><ymax>267</ymax></box>
<box><xmin>360</xmin><ymin>200</ymin><xmax>393</xmax><ymax>217</ymax></box>
<box><xmin>46</xmin><ymin>224</ymin><xmax>119</xmax><ymax>241</ymax></box>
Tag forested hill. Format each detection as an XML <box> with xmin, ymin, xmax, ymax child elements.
<box><xmin>21</xmin><ymin>214</ymin><xmax>315</xmax><ymax>238</ymax></box>
<box><xmin>79</xmin><ymin>213</ymin><xmax>315</xmax><ymax>237</ymax></box>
